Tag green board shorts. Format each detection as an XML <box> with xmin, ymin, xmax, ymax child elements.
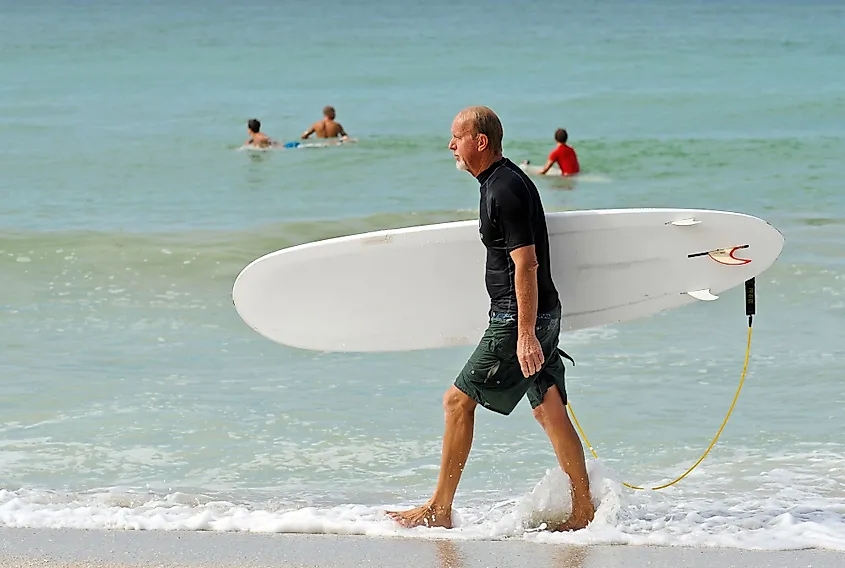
<box><xmin>454</xmin><ymin>303</ymin><xmax>575</xmax><ymax>416</ymax></box>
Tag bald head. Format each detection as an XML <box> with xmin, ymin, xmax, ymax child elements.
<box><xmin>455</xmin><ymin>106</ymin><xmax>503</xmax><ymax>154</ymax></box>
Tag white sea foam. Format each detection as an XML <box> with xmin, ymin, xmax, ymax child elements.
<box><xmin>1</xmin><ymin>459</ymin><xmax>842</xmax><ymax>551</ymax></box>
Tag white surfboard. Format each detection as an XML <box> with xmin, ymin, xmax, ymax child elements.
<box><xmin>232</xmin><ymin>208</ymin><xmax>784</xmax><ymax>353</ymax></box>
<box><xmin>297</xmin><ymin>138</ymin><xmax>358</xmax><ymax>148</ymax></box>
<box><xmin>518</xmin><ymin>161</ymin><xmax>611</xmax><ymax>183</ymax></box>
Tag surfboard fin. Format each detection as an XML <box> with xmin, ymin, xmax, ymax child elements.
<box><xmin>670</xmin><ymin>218</ymin><xmax>701</xmax><ymax>226</ymax></box>
<box><xmin>687</xmin><ymin>289</ymin><xmax>719</xmax><ymax>301</ymax></box>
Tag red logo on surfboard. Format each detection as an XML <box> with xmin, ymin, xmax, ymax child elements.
<box><xmin>688</xmin><ymin>245</ymin><xmax>751</xmax><ymax>266</ymax></box>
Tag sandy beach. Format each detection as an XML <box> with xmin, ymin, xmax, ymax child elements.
<box><xmin>0</xmin><ymin>528</ymin><xmax>842</xmax><ymax>568</ymax></box>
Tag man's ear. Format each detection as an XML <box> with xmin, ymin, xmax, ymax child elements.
<box><xmin>477</xmin><ymin>133</ymin><xmax>489</xmax><ymax>152</ymax></box>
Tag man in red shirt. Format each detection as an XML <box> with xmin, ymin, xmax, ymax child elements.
<box><xmin>538</xmin><ymin>128</ymin><xmax>580</xmax><ymax>176</ymax></box>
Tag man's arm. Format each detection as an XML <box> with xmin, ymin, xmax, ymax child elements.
<box><xmin>301</xmin><ymin>123</ymin><xmax>316</xmax><ymax>139</ymax></box>
<box><xmin>510</xmin><ymin>245</ymin><xmax>544</xmax><ymax>377</ymax></box>
<box><xmin>538</xmin><ymin>146</ymin><xmax>561</xmax><ymax>175</ymax></box>
<box><xmin>510</xmin><ymin>245</ymin><xmax>539</xmax><ymax>333</ymax></box>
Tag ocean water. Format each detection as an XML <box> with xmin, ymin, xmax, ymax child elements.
<box><xmin>1</xmin><ymin>0</ymin><xmax>844</xmax><ymax>552</ymax></box>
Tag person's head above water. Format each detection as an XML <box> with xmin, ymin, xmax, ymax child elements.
<box><xmin>554</xmin><ymin>128</ymin><xmax>569</xmax><ymax>144</ymax></box>
<box><xmin>248</xmin><ymin>118</ymin><xmax>261</xmax><ymax>134</ymax></box>
<box><xmin>323</xmin><ymin>106</ymin><xmax>336</xmax><ymax>120</ymax></box>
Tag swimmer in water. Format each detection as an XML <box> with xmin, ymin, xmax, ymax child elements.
<box><xmin>301</xmin><ymin>106</ymin><xmax>349</xmax><ymax>141</ymax></box>
<box><xmin>537</xmin><ymin>129</ymin><xmax>580</xmax><ymax>176</ymax></box>
<box><xmin>244</xmin><ymin>119</ymin><xmax>278</xmax><ymax>148</ymax></box>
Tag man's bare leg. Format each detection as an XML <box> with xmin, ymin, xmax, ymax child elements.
<box><xmin>532</xmin><ymin>385</ymin><xmax>595</xmax><ymax>531</ymax></box>
<box><xmin>386</xmin><ymin>386</ymin><xmax>478</xmax><ymax>528</ymax></box>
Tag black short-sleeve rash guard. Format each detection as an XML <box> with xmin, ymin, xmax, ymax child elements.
<box><xmin>476</xmin><ymin>157</ymin><xmax>559</xmax><ymax>314</ymax></box>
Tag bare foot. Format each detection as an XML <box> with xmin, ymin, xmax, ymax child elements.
<box><xmin>386</xmin><ymin>502</ymin><xmax>452</xmax><ymax>528</ymax></box>
<box><xmin>552</xmin><ymin>503</ymin><xmax>595</xmax><ymax>532</ymax></box>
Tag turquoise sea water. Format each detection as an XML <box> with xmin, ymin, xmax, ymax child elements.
<box><xmin>1</xmin><ymin>0</ymin><xmax>844</xmax><ymax>550</ymax></box>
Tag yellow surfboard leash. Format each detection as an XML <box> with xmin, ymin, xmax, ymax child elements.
<box><xmin>565</xmin><ymin>278</ymin><xmax>757</xmax><ymax>491</ymax></box>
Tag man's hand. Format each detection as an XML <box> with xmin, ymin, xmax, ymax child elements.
<box><xmin>517</xmin><ymin>332</ymin><xmax>544</xmax><ymax>377</ymax></box>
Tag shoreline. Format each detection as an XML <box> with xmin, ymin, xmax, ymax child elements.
<box><xmin>1</xmin><ymin>527</ymin><xmax>843</xmax><ymax>568</ymax></box>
